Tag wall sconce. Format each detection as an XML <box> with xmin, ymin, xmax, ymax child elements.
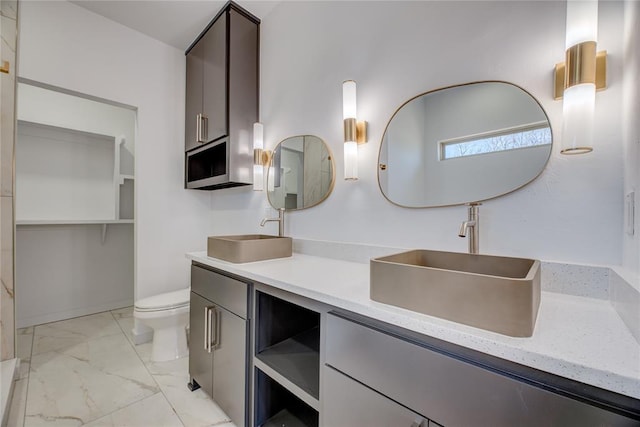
<box><xmin>554</xmin><ymin>0</ymin><xmax>606</xmax><ymax>155</ymax></box>
<box><xmin>342</xmin><ymin>80</ymin><xmax>367</xmax><ymax>180</ymax></box>
<box><xmin>253</xmin><ymin>122</ymin><xmax>271</xmax><ymax>191</ymax></box>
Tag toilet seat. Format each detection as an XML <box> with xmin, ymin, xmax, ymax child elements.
<box><xmin>135</xmin><ymin>288</ymin><xmax>190</xmax><ymax>312</ymax></box>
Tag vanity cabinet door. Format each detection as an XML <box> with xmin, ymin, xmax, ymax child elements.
<box><xmin>211</xmin><ymin>304</ymin><xmax>247</xmax><ymax>427</ymax></box>
<box><xmin>189</xmin><ymin>291</ymin><xmax>213</xmax><ymax>395</ymax></box>
<box><xmin>323</xmin><ymin>366</ymin><xmax>428</xmax><ymax>427</ymax></box>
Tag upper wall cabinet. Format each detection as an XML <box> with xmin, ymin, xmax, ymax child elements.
<box><xmin>185</xmin><ymin>1</ymin><xmax>259</xmax><ymax>190</ymax></box>
<box><xmin>185</xmin><ymin>11</ymin><xmax>226</xmax><ymax>150</ymax></box>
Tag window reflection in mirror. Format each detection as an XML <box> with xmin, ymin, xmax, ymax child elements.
<box><xmin>378</xmin><ymin>81</ymin><xmax>552</xmax><ymax>208</ymax></box>
<box><xmin>267</xmin><ymin>135</ymin><xmax>334</xmax><ymax>211</ymax></box>
<box><xmin>440</xmin><ymin>122</ymin><xmax>551</xmax><ymax>161</ymax></box>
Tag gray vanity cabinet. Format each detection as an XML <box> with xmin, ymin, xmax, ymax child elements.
<box><xmin>189</xmin><ymin>264</ymin><xmax>250</xmax><ymax>427</ymax></box>
<box><xmin>323</xmin><ymin>366</ymin><xmax>429</xmax><ymax>427</ymax></box>
<box><xmin>325</xmin><ymin>312</ymin><xmax>638</xmax><ymax>427</ymax></box>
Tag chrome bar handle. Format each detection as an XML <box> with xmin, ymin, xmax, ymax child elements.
<box><xmin>200</xmin><ymin>115</ymin><xmax>208</xmax><ymax>142</ymax></box>
<box><xmin>212</xmin><ymin>308</ymin><xmax>221</xmax><ymax>349</ymax></box>
<box><xmin>196</xmin><ymin>114</ymin><xmax>203</xmax><ymax>144</ymax></box>
<box><xmin>203</xmin><ymin>306</ymin><xmax>209</xmax><ymax>351</ymax></box>
<box><xmin>207</xmin><ymin>306</ymin><xmax>214</xmax><ymax>353</ymax></box>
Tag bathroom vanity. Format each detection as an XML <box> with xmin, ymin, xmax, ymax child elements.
<box><xmin>187</xmin><ymin>249</ymin><xmax>640</xmax><ymax>427</ymax></box>
<box><xmin>188</xmin><ymin>264</ymin><xmax>251</xmax><ymax>427</ymax></box>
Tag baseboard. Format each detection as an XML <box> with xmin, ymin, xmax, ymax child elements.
<box><xmin>16</xmin><ymin>298</ymin><xmax>134</xmax><ymax>328</ymax></box>
<box><xmin>1</xmin><ymin>358</ymin><xmax>18</xmax><ymax>427</ymax></box>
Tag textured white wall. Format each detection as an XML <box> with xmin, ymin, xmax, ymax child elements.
<box><xmin>211</xmin><ymin>1</ymin><xmax>625</xmax><ymax>266</ymax></box>
<box><xmin>18</xmin><ymin>1</ymin><xmax>211</xmax><ymax>300</ymax></box>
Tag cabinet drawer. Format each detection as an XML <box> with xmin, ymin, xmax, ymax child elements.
<box><xmin>325</xmin><ymin>313</ymin><xmax>636</xmax><ymax>427</ymax></box>
<box><xmin>323</xmin><ymin>366</ymin><xmax>427</xmax><ymax>427</ymax></box>
<box><xmin>191</xmin><ymin>264</ymin><xmax>248</xmax><ymax>318</ymax></box>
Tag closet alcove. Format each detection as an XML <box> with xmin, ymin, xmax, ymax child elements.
<box><xmin>15</xmin><ymin>82</ymin><xmax>136</xmax><ymax>327</ymax></box>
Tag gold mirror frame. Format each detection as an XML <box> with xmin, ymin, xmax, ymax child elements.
<box><xmin>377</xmin><ymin>80</ymin><xmax>553</xmax><ymax>208</ymax></box>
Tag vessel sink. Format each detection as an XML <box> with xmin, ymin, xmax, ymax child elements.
<box><xmin>370</xmin><ymin>250</ymin><xmax>541</xmax><ymax>337</ymax></box>
<box><xmin>207</xmin><ymin>234</ymin><xmax>292</xmax><ymax>263</ymax></box>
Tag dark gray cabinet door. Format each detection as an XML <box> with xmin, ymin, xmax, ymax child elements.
<box><xmin>185</xmin><ymin>41</ymin><xmax>204</xmax><ymax>152</ymax></box>
<box><xmin>324</xmin><ymin>366</ymin><xmax>427</xmax><ymax>427</ymax></box>
<box><xmin>185</xmin><ymin>13</ymin><xmax>227</xmax><ymax>152</ymax></box>
<box><xmin>201</xmin><ymin>15</ymin><xmax>227</xmax><ymax>145</ymax></box>
<box><xmin>188</xmin><ymin>292</ymin><xmax>213</xmax><ymax>395</ymax></box>
<box><xmin>212</xmin><ymin>305</ymin><xmax>247</xmax><ymax>427</ymax></box>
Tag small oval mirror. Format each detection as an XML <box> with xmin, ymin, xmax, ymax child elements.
<box><xmin>378</xmin><ymin>81</ymin><xmax>552</xmax><ymax>208</ymax></box>
<box><xmin>267</xmin><ymin>135</ymin><xmax>335</xmax><ymax>210</ymax></box>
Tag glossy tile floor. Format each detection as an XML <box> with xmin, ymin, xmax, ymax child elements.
<box><xmin>7</xmin><ymin>307</ymin><xmax>236</xmax><ymax>427</ymax></box>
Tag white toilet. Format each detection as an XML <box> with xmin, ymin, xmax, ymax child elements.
<box><xmin>134</xmin><ymin>288</ymin><xmax>190</xmax><ymax>362</ymax></box>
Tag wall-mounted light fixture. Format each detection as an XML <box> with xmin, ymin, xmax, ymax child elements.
<box><xmin>554</xmin><ymin>0</ymin><xmax>606</xmax><ymax>155</ymax></box>
<box><xmin>342</xmin><ymin>80</ymin><xmax>367</xmax><ymax>180</ymax></box>
<box><xmin>253</xmin><ymin>122</ymin><xmax>271</xmax><ymax>191</ymax></box>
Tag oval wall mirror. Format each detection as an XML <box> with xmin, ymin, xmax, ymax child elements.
<box><xmin>378</xmin><ymin>81</ymin><xmax>552</xmax><ymax>208</ymax></box>
<box><xmin>267</xmin><ymin>135</ymin><xmax>335</xmax><ymax>210</ymax></box>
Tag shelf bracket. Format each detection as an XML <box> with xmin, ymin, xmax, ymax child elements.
<box><xmin>101</xmin><ymin>224</ymin><xmax>107</xmax><ymax>244</ymax></box>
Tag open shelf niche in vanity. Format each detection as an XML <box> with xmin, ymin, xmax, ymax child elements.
<box><xmin>254</xmin><ymin>291</ymin><xmax>320</xmax><ymax>427</ymax></box>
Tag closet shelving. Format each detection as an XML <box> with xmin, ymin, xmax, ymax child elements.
<box><xmin>15</xmin><ymin>121</ymin><xmax>134</xmax><ymax>242</ymax></box>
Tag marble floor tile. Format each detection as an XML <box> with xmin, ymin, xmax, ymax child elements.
<box><xmin>6</xmin><ymin>378</ymin><xmax>28</xmax><ymax>427</ymax></box>
<box><xmin>82</xmin><ymin>392</ymin><xmax>184</xmax><ymax>427</ymax></box>
<box><xmin>12</xmin><ymin>309</ymin><xmax>236</xmax><ymax>427</ymax></box>
<box><xmin>17</xmin><ymin>327</ymin><xmax>34</xmax><ymax>379</ymax></box>
<box><xmin>25</xmin><ymin>333</ymin><xmax>159</xmax><ymax>426</ymax></box>
<box><xmin>32</xmin><ymin>312</ymin><xmax>123</xmax><ymax>356</ymax></box>
<box><xmin>135</xmin><ymin>343</ymin><xmax>232</xmax><ymax>427</ymax></box>
<box><xmin>111</xmin><ymin>306</ymin><xmax>134</xmax><ymax>345</ymax></box>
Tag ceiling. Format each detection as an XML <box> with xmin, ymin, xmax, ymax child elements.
<box><xmin>69</xmin><ymin>0</ymin><xmax>279</xmax><ymax>51</ymax></box>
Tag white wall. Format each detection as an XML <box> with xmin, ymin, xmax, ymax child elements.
<box><xmin>18</xmin><ymin>1</ymin><xmax>211</xmax><ymax>300</ymax></box>
<box><xmin>211</xmin><ymin>1</ymin><xmax>625</xmax><ymax>266</ymax></box>
<box><xmin>15</xmin><ymin>224</ymin><xmax>134</xmax><ymax>327</ymax></box>
<box><xmin>622</xmin><ymin>0</ymin><xmax>640</xmax><ymax>283</ymax></box>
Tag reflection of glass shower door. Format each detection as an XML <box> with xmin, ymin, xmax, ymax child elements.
<box><xmin>304</xmin><ymin>136</ymin><xmax>330</xmax><ymax>207</ymax></box>
<box><xmin>280</xmin><ymin>147</ymin><xmax>303</xmax><ymax>209</ymax></box>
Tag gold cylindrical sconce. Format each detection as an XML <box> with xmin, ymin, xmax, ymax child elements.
<box><xmin>565</xmin><ymin>41</ymin><xmax>597</xmax><ymax>88</ymax></box>
<box><xmin>556</xmin><ymin>0</ymin><xmax>604</xmax><ymax>155</ymax></box>
<box><xmin>253</xmin><ymin>123</ymin><xmax>271</xmax><ymax>191</ymax></box>
<box><xmin>343</xmin><ymin>80</ymin><xmax>368</xmax><ymax>180</ymax></box>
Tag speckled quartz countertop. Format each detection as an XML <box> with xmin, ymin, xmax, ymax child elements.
<box><xmin>186</xmin><ymin>250</ymin><xmax>640</xmax><ymax>400</ymax></box>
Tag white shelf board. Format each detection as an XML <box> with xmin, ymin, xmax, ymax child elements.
<box><xmin>16</xmin><ymin>219</ymin><xmax>134</xmax><ymax>225</ymax></box>
<box><xmin>118</xmin><ymin>174</ymin><xmax>135</xmax><ymax>185</ymax></box>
